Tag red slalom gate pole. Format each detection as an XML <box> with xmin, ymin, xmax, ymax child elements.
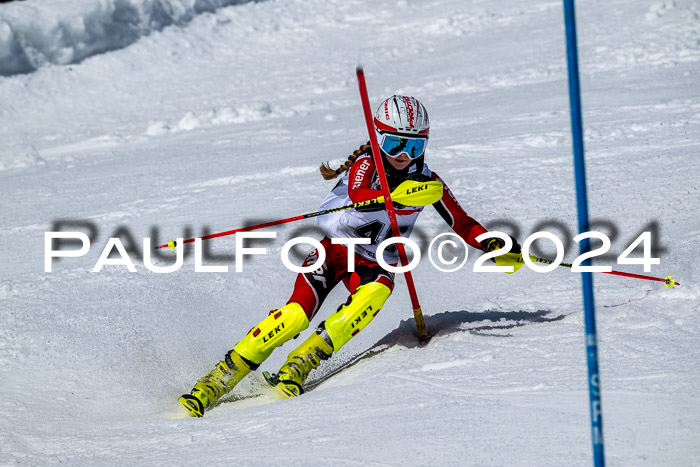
<box><xmin>356</xmin><ymin>65</ymin><xmax>429</xmax><ymax>342</ymax></box>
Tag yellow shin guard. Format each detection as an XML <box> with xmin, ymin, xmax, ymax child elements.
<box><xmin>269</xmin><ymin>282</ymin><xmax>391</xmax><ymax>398</ymax></box>
<box><xmin>179</xmin><ymin>303</ymin><xmax>310</xmax><ymax>417</ymax></box>
<box><xmin>325</xmin><ymin>281</ymin><xmax>392</xmax><ymax>352</ymax></box>
<box><xmin>234</xmin><ymin>302</ymin><xmax>310</xmax><ymax>366</ymax></box>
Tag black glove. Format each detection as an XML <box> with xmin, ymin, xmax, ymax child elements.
<box><xmin>481</xmin><ymin>235</ymin><xmax>521</xmax><ymax>254</ymax></box>
<box><xmin>404</xmin><ymin>173</ymin><xmax>432</xmax><ymax>182</ymax></box>
<box><xmin>385</xmin><ymin>169</ymin><xmax>430</xmax><ymax>190</ymax></box>
<box><xmin>385</xmin><ymin>171</ymin><xmax>405</xmax><ymax>191</ymax></box>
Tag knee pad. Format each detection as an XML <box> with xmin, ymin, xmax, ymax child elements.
<box><xmin>324</xmin><ymin>282</ymin><xmax>392</xmax><ymax>352</ymax></box>
<box><xmin>234</xmin><ymin>302</ymin><xmax>309</xmax><ymax>365</ymax></box>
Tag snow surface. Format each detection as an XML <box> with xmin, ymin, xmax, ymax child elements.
<box><xmin>1</xmin><ymin>0</ymin><xmax>699</xmax><ymax>465</ymax></box>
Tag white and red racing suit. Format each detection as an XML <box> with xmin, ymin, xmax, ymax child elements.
<box><xmin>316</xmin><ymin>153</ymin><xmax>488</xmax><ymax>262</ymax></box>
<box><xmin>287</xmin><ymin>153</ymin><xmax>489</xmax><ymax>319</ymax></box>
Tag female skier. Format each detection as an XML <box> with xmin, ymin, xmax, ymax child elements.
<box><xmin>179</xmin><ymin>95</ymin><xmax>515</xmax><ymax>417</ymax></box>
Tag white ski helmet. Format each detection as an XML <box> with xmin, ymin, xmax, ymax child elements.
<box><xmin>374</xmin><ymin>95</ymin><xmax>430</xmax><ymax>137</ymax></box>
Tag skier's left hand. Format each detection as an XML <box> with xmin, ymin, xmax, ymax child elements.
<box><xmin>481</xmin><ymin>236</ymin><xmax>525</xmax><ymax>272</ymax></box>
<box><xmin>481</xmin><ymin>235</ymin><xmax>521</xmax><ymax>254</ymax></box>
<box><xmin>405</xmin><ymin>173</ymin><xmax>432</xmax><ymax>183</ymax></box>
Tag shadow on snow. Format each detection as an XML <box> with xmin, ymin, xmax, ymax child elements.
<box><xmin>307</xmin><ymin>309</ymin><xmax>566</xmax><ymax>390</ymax></box>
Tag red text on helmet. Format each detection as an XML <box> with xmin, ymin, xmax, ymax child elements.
<box><xmin>403</xmin><ymin>96</ymin><xmax>415</xmax><ymax>128</ymax></box>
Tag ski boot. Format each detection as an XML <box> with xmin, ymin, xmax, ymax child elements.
<box><xmin>265</xmin><ymin>281</ymin><xmax>392</xmax><ymax>398</ymax></box>
<box><xmin>265</xmin><ymin>328</ymin><xmax>334</xmax><ymax>398</ymax></box>
<box><xmin>179</xmin><ymin>302</ymin><xmax>310</xmax><ymax>416</ymax></box>
<box><xmin>178</xmin><ymin>350</ymin><xmax>252</xmax><ymax>417</ymax></box>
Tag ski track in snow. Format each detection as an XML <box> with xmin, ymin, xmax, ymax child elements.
<box><xmin>1</xmin><ymin>0</ymin><xmax>699</xmax><ymax>465</ymax></box>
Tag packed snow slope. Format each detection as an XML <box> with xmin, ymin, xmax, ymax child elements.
<box><xmin>1</xmin><ymin>0</ymin><xmax>699</xmax><ymax>465</ymax></box>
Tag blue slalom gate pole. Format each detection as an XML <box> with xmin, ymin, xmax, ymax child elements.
<box><xmin>562</xmin><ymin>1</ymin><xmax>606</xmax><ymax>465</ymax></box>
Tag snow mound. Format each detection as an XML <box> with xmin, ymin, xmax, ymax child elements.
<box><xmin>645</xmin><ymin>0</ymin><xmax>677</xmax><ymax>21</ymax></box>
<box><xmin>0</xmin><ymin>145</ymin><xmax>45</xmax><ymax>171</ymax></box>
<box><xmin>145</xmin><ymin>102</ymin><xmax>290</xmax><ymax>135</ymax></box>
<box><xmin>0</xmin><ymin>0</ymin><xmax>253</xmax><ymax>76</ymax></box>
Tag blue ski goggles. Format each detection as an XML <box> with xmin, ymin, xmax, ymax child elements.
<box><xmin>378</xmin><ymin>133</ymin><xmax>428</xmax><ymax>159</ymax></box>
